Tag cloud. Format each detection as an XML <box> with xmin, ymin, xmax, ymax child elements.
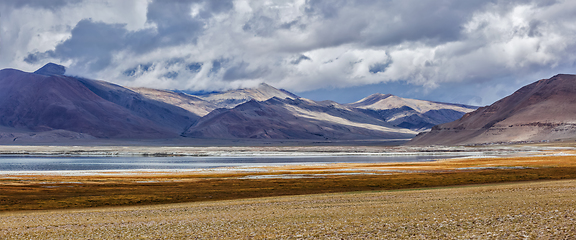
<box><xmin>1</xmin><ymin>0</ymin><xmax>79</xmax><ymax>10</ymax></box>
<box><xmin>2</xmin><ymin>0</ymin><xmax>576</xmax><ymax>105</ymax></box>
<box><xmin>52</xmin><ymin>20</ymin><xmax>128</xmax><ymax>71</ymax></box>
<box><xmin>0</xmin><ymin>0</ymin><xmax>150</xmax><ymax>71</ymax></box>
<box><xmin>290</xmin><ymin>55</ymin><xmax>311</xmax><ymax>65</ymax></box>
<box><xmin>223</xmin><ymin>62</ymin><xmax>269</xmax><ymax>81</ymax></box>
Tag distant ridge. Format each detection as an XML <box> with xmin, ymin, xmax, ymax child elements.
<box><xmin>33</xmin><ymin>63</ymin><xmax>66</xmax><ymax>76</ymax></box>
<box><xmin>0</xmin><ymin>63</ymin><xmax>479</xmax><ymax>142</ymax></box>
<box><xmin>409</xmin><ymin>74</ymin><xmax>576</xmax><ymax>145</ymax></box>
<box><xmin>183</xmin><ymin>97</ymin><xmax>417</xmax><ymax>140</ymax></box>
<box><xmin>348</xmin><ymin>93</ymin><xmax>476</xmax><ymax>113</ymax></box>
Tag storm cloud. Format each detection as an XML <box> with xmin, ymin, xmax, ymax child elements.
<box><xmin>2</xmin><ymin>0</ymin><xmax>576</xmax><ymax>105</ymax></box>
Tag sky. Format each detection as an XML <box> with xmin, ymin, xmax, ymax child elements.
<box><xmin>1</xmin><ymin>0</ymin><xmax>576</xmax><ymax>106</ymax></box>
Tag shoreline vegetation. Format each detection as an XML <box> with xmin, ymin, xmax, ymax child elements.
<box><xmin>1</xmin><ymin>144</ymin><xmax>576</xmax><ymax>211</ymax></box>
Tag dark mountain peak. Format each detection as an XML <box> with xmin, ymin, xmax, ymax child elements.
<box><xmin>551</xmin><ymin>73</ymin><xmax>573</xmax><ymax>79</ymax></box>
<box><xmin>34</xmin><ymin>63</ymin><xmax>66</xmax><ymax>76</ymax></box>
<box><xmin>524</xmin><ymin>73</ymin><xmax>575</xmax><ymax>88</ymax></box>
<box><xmin>543</xmin><ymin>73</ymin><xmax>576</xmax><ymax>86</ymax></box>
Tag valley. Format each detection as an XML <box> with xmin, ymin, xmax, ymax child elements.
<box><xmin>2</xmin><ymin>64</ymin><xmax>576</xmax><ymax>238</ymax></box>
<box><xmin>4</xmin><ymin>1</ymin><xmax>576</xmax><ymax>238</ymax></box>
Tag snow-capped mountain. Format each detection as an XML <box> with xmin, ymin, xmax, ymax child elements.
<box><xmin>196</xmin><ymin>83</ymin><xmax>299</xmax><ymax>109</ymax></box>
<box><xmin>348</xmin><ymin>93</ymin><xmax>477</xmax><ymax>131</ymax></box>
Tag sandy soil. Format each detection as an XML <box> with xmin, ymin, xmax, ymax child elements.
<box><xmin>1</xmin><ymin>179</ymin><xmax>575</xmax><ymax>239</ymax></box>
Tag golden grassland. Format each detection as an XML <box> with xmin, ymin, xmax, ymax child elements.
<box><xmin>2</xmin><ymin>154</ymin><xmax>576</xmax><ymax>211</ymax></box>
<box><xmin>1</xmin><ymin>179</ymin><xmax>575</xmax><ymax>239</ymax></box>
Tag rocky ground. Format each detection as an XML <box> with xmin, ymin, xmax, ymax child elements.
<box><xmin>1</xmin><ymin>179</ymin><xmax>575</xmax><ymax>239</ymax></box>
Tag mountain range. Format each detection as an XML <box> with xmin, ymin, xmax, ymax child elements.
<box><xmin>183</xmin><ymin>97</ymin><xmax>416</xmax><ymax>140</ymax></box>
<box><xmin>0</xmin><ymin>63</ymin><xmax>476</xmax><ymax>142</ymax></box>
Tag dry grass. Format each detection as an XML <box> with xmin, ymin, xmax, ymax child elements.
<box><xmin>1</xmin><ymin>179</ymin><xmax>575</xmax><ymax>239</ymax></box>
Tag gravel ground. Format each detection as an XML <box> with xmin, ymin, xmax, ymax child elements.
<box><xmin>0</xmin><ymin>144</ymin><xmax>538</xmax><ymax>156</ymax></box>
<box><xmin>1</xmin><ymin>179</ymin><xmax>575</xmax><ymax>239</ymax></box>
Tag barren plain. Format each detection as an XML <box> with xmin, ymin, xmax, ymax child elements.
<box><xmin>1</xmin><ymin>179</ymin><xmax>575</xmax><ymax>239</ymax></box>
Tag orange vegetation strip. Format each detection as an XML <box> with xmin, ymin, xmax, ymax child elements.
<box><xmin>2</xmin><ymin>164</ymin><xmax>576</xmax><ymax>211</ymax></box>
<box><xmin>261</xmin><ymin>154</ymin><xmax>576</xmax><ymax>172</ymax></box>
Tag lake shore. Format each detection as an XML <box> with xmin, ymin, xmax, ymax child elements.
<box><xmin>1</xmin><ymin>149</ymin><xmax>576</xmax><ymax>211</ymax></box>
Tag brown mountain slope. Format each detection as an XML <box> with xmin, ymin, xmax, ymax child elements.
<box><xmin>409</xmin><ymin>74</ymin><xmax>576</xmax><ymax>145</ymax></box>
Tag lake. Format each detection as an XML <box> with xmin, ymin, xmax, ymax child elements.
<box><xmin>0</xmin><ymin>154</ymin><xmax>463</xmax><ymax>171</ymax></box>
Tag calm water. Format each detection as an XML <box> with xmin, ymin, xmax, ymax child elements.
<box><xmin>0</xmin><ymin>155</ymin><xmax>461</xmax><ymax>171</ymax></box>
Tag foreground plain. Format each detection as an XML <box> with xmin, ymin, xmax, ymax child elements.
<box><xmin>1</xmin><ymin>179</ymin><xmax>575</xmax><ymax>239</ymax></box>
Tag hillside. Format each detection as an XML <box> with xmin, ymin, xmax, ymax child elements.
<box><xmin>76</xmin><ymin>78</ymin><xmax>200</xmax><ymax>133</ymax></box>
<box><xmin>0</xmin><ymin>63</ymin><xmax>203</xmax><ymax>139</ymax></box>
<box><xmin>0</xmin><ymin>68</ymin><xmax>175</xmax><ymax>138</ymax></box>
<box><xmin>409</xmin><ymin>74</ymin><xmax>576</xmax><ymax>145</ymax></box>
